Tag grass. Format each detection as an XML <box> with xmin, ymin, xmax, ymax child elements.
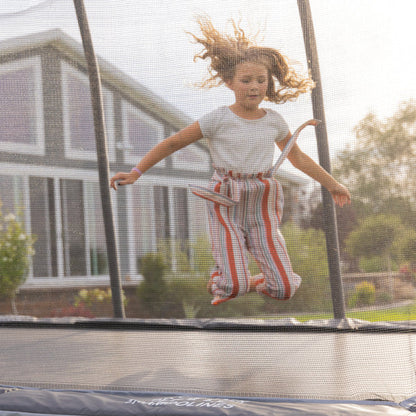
<box><xmin>276</xmin><ymin>301</ymin><xmax>416</xmax><ymax>323</ymax></box>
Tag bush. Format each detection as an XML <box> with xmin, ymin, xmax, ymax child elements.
<box><xmin>264</xmin><ymin>223</ymin><xmax>332</xmax><ymax>314</ymax></box>
<box><xmin>74</xmin><ymin>287</ymin><xmax>127</xmax><ymax>308</ymax></box>
<box><xmin>348</xmin><ymin>281</ymin><xmax>376</xmax><ymax>308</ymax></box>
<box><xmin>136</xmin><ymin>252</ymin><xmax>171</xmax><ymax>317</ymax></box>
<box><xmin>376</xmin><ymin>291</ymin><xmax>393</xmax><ymax>305</ymax></box>
<box><xmin>401</xmin><ymin>233</ymin><xmax>416</xmax><ymax>264</ymax></box>
<box><xmin>0</xmin><ymin>208</ymin><xmax>36</xmax><ymax>312</ymax></box>
<box><xmin>52</xmin><ymin>303</ymin><xmax>95</xmax><ymax>318</ymax></box>
<box><xmin>167</xmin><ymin>274</ymin><xmax>266</xmax><ymax>318</ymax></box>
<box><xmin>359</xmin><ymin>256</ymin><xmax>387</xmax><ymax>273</ymax></box>
<box><xmin>134</xmin><ymin>226</ymin><xmax>336</xmax><ymax>318</ymax></box>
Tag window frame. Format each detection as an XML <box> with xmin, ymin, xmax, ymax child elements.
<box><xmin>61</xmin><ymin>61</ymin><xmax>115</xmax><ymax>161</ymax></box>
<box><xmin>0</xmin><ymin>56</ymin><xmax>45</xmax><ymax>155</ymax></box>
<box><xmin>121</xmin><ymin>100</ymin><xmax>165</xmax><ymax>166</ymax></box>
<box><xmin>0</xmin><ymin>166</ymin><xmax>119</xmax><ymax>287</ymax></box>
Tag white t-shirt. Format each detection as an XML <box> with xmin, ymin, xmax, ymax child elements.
<box><xmin>198</xmin><ymin>106</ymin><xmax>289</xmax><ymax>174</ymax></box>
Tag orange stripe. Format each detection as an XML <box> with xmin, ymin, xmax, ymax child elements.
<box><xmin>260</xmin><ymin>179</ymin><xmax>291</xmax><ymax>299</ymax></box>
<box><xmin>272</xmin><ymin>179</ymin><xmax>282</xmax><ymax>223</ymax></box>
<box><xmin>213</xmin><ymin>182</ymin><xmax>239</xmax><ymax>299</ymax></box>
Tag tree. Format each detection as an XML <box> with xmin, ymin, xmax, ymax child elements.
<box><xmin>400</xmin><ymin>231</ymin><xmax>416</xmax><ymax>270</ymax></box>
<box><xmin>302</xmin><ymin>187</ymin><xmax>358</xmax><ymax>271</ymax></box>
<box><xmin>345</xmin><ymin>214</ymin><xmax>403</xmax><ymax>274</ymax></box>
<box><xmin>334</xmin><ymin>100</ymin><xmax>416</xmax><ymax>226</ymax></box>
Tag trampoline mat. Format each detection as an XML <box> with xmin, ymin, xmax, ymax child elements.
<box><xmin>1</xmin><ymin>325</ymin><xmax>415</xmax><ymax>402</ymax></box>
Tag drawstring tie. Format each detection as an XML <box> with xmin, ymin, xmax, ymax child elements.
<box><xmin>190</xmin><ymin>170</ymin><xmax>268</xmax><ymax>207</ymax></box>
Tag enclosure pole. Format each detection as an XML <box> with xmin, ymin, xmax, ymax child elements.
<box><xmin>297</xmin><ymin>0</ymin><xmax>346</xmax><ymax>319</ymax></box>
<box><xmin>73</xmin><ymin>0</ymin><xmax>125</xmax><ymax>318</ymax></box>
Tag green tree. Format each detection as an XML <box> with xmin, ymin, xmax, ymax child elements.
<box><xmin>345</xmin><ymin>214</ymin><xmax>403</xmax><ymax>273</ymax></box>
<box><xmin>334</xmin><ymin>100</ymin><xmax>416</xmax><ymax>226</ymax></box>
<box><xmin>303</xmin><ymin>190</ymin><xmax>358</xmax><ymax>270</ymax></box>
<box><xmin>400</xmin><ymin>231</ymin><xmax>416</xmax><ymax>272</ymax></box>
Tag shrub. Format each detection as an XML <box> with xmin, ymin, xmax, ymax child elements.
<box><xmin>74</xmin><ymin>287</ymin><xmax>127</xmax><ymax>308</ymax></box>
<box><xmin>359</xmin><ymin>256</ymin><xmax>387</xmax><ymax>273</ymax></box>
<box><xmin>52</xmin><ymin>303</ymin><xmax>95</xmax><ymax>318</ymax></box>
<box><xmin>0</xmin><ymin>208</ymin><xmax>36</xmax><ymax>313</ymax></box>
<box><xmin>136</xmin><ymin>252</ymin><xmax>171</xmax><ymax>317</ymax></box>
<box><xmin>264</xmin><ymin>223</ymin><xmax>332</xmax><ymax>313</ymax></box>
<box><xmin>376</xmin><ymin>291</ymin><xmax>393</xmax><ymax>305</ymax></box>
<box><xmin>166</xmin><ymin>274</ymin><xmax>266</xmax><ymax>318</ymax></box>
<box><xmin>348</xmin><ymin>281</ymin><xmax>376</xmax><ymax>308</ymax></box>
<box><xmin>401</xmin><ymin>233</ymin><xmax>416</xmax><ymax>264</ymax></box>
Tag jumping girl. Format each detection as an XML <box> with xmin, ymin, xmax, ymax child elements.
<box><xmin>110</xmin><ymin>17</ymin><xmax>351</xmax><ymax>305</ymax></box>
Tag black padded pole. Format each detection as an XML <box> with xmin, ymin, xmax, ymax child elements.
<box><xmin>73</xmin><ymin>0</ymin><xmax>125</xmax><ymax>318</ymax></box>
<box><xmin>297</xmin><ymin>0</ymin><xmax>346</xmax><ymax>319</ymax></box>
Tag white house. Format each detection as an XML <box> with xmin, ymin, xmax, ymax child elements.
<box><xmin>0</xmin><ymin>29</ymin><xmax>308</xmax><ymax>289</ymax></box>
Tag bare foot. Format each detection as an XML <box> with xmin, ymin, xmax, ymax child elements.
<box><xmin>249</xmin><ymin>274</ymin><xmax>264</xmax><ymax>292</ymax></box>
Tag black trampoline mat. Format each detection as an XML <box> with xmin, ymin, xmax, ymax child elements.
<box><xmin>1</xmin><ymin>327</ymin><xmax>415</xmax><ymax>402</ymax></box>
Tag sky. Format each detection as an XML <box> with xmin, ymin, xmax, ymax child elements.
<box><xmin>1</xmin><ymin>0</ymin><xmax>415</xmax><ymax>177</ymax></box>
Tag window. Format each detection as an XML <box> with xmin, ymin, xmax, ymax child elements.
<box><xmin>173</xmin><ymin>187</ymin><xmax>189</xmax><ymax>244</ymax></box>
<box><xmin>0</xmin><ymin>57</ymin><xmax>44</xmax><ymax>155</ymax></box>
<box><xmin>29</xmin><ymin>177</ymin><xmax>58</xmax><ymax>278</ymax></box>
<box><xmin>60</xmin><ymin>179</ymin><xmax>87</xmax><ymax>277</ymax></box>
<box><xmin>129</xmin><ymin>184</ymin><xmax>192</xmax><ymax>275</ymax></box>
<box><xmin>154</xmin><ymin>185</ymin><xmax>170</xmax><ymax>241</ymax></box>
<box><xmin>25</xmin><ymin>176</ymin><xmax>109</xmax><ymax>280</ymax></box>
<box><xmin>130</xmin><ymin>184</ymin><xmax>155</xmax><ymax>260</ymax></box>
<box><xmin>61</xmin><ymin>62</ymin><xmax>114</xmax><ymax>161</ymax></box>
<box><xmin>121</xmin><ymin>101</ymin><xmax>165</xmax><ymax>165</ymax></box>
<box><xmin>84</xmin><ymin>182</ymin><xmax>108</xmax><ymax>276</ymax></box>
<box><xmin>0</xmin><ymin>175</ymin><xmax>24</xmax><ymax>219</ymax></box>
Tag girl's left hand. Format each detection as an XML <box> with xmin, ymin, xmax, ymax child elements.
<box><xmin>329</xmin><ymin>183</ymin><xmax>351</xmax><ymax>207</ymax></box>
<box><xmin>110</xmin><ymin>171</ymin><xmax>138</xmax><ymax>191</ymax></box>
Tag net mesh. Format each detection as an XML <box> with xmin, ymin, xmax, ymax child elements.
<box><xmin>0</xmin><ymin>0</ymin><xmax>415</xmax><ymax>404</ymax></box>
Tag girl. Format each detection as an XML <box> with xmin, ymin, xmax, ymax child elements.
<box><xmin>110</xmin><ymin>17</ymin><xmax>351</xmax><ymax>305</ymax></box>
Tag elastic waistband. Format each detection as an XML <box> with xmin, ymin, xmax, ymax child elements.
<box><xmin>214</xmin><ymin>167</ymin><xmax>273</xmax><ymax>179</ymax></box>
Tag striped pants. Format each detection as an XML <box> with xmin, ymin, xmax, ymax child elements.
<box><xmin>207</xmin><ymin>169</ymin><xmax>301</xmax><ymax>305</ymax></box>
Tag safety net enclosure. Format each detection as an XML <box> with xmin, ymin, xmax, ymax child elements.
<box><xmin>0</xmin><ymin>0</ymin><xmax>416</xmax><ymax>415</ymax></box>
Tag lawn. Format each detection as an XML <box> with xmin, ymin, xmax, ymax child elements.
<box><xmin>277</xmin><ymin>301</ymin><xmax>416</xmax><ymax>323</ymax></box>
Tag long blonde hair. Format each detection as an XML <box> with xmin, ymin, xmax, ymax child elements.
<box><xmin>189</xmin><ymin>16</ymin><xmax>315</xmax><ymax>104</ymax></box>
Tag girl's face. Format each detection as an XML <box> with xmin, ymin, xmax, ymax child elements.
<box><xmin>226</xmin><ymin>62</ymin><xmax>269</xmax><ymax>111</ymax></box>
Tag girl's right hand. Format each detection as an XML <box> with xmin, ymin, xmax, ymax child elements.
<box><xmin>328</xmin><ymin>183</ymin><xmax>351</xmax><ymax>207</ymax></box>
<box><xmin>110</xmin><ymin>171</ymin><xmax>139</xmax><ymax>191</ymax></box>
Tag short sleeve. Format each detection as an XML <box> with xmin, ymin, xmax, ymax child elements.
<box><xmin>272</xmin><ymin>111</ymin><xmax>290</xmax><ymax>142</ymax></box>
<box><xmin>198</xmin><ymin>106</ymin><xmax>226</xmax><ymax>139</ymax></box>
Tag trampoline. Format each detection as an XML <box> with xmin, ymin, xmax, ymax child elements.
<box><xmin>1</xmin><ymin>0</ymin><xmax>416</xmax><ymax>415</ymax></box>
<box><xmin>0</xmin><ymin>318</ymin><xmax>416</xmax><ymax>414</ymax></box>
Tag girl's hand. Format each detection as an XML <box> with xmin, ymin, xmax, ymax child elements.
<box><xmin>110</xmin><ymin>171</ymin><xmax>139</xmax><ymax>191</ymax></box>
<box><xmin>328</xmin><ymin>183</ymin><xmax>351</xmax><ymax>207</ymax></box>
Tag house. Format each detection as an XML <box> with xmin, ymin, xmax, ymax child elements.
<box><xmin>0</xmin><ymin>29</ymin><xmax>308</xmax><ymax>290</ymax></box>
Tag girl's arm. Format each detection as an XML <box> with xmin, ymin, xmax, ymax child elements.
<box><xmin>110</xmin><ymin>121</ymin><xmax>203</xmax><ymax>190</ymax></box>
<box><xmin>276</xmin><ymin>132</ymin><xmax>351</xmax><ymax>207</ymax></box>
